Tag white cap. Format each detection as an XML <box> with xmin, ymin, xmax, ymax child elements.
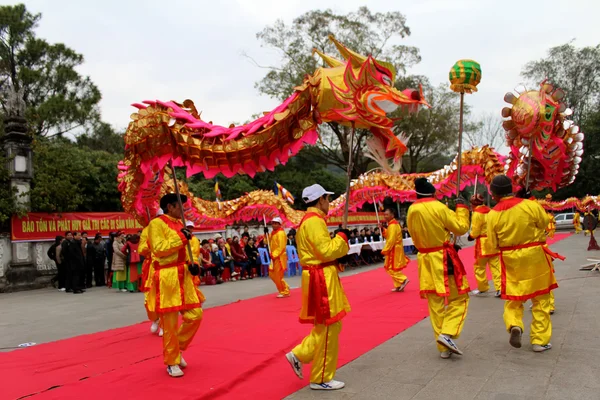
<box><xmin>185</xmin><ymin>220</ymin><xmax>195</xmax><ymax>228</ymax></box>
<box><xmin>271</xmin><ymin>217</ymin><xmax>282</xmax><ymax>224</ymax></box>
<box><xmin>156</xmin><ymin>209</ymin><xmax>164</xmax><ymax>216</ymax></box>
<box><xmin>302</xmin><ymin>184</ymin><xmax>334</xmax><ymax>203</ymax></box>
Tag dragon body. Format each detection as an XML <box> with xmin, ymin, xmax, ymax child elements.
<box><xmin>118</xmin><ymin>38</ymin><xmax>583</xmax><ymax>227</ymax></box>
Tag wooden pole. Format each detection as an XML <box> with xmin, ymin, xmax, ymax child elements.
<box><xmin>525</xmin><ymin>147</ymin><xmax>533</xmax><ymax>190</ymax></box>
<box><xmin>455</xmin><ymin>92</ymin><xmax>465</xmax><ymax>198</ymax></box>
<box><xmin>372</xmin><ymin>196</ymin><xmax>381</xmax><ymax>226</ymax></box>
<box><xmin>168</xmin><ymin>160</ymin><xmax>195</xmax><ymax>264</ymax></box>
<box><xmin>342</xmin><ymin>123</ymin><xmax>356</xmax><ymax>229</ymax></box>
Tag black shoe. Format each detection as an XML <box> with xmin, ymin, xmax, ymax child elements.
<box><xmin>73</xmin><ymin>290</ymin><xmax>83</xmax><ymax>294</ymax></box>
<box><xmin>86</xmin><ymin>284</ymin><xmax>93</xmax><ymax>289</ymax></box>
<box><xmin>66</xmin><ymin>289</ymin><xmax>73</xmax><ymax>293</ymax></box>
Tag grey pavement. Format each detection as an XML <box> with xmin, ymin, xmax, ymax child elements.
<box><xmin>287</xmin><ymin>232</ymin><xmax>600</xmax><ymax>400</ymax></box>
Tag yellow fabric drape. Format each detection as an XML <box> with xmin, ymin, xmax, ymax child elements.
<box><xmin>573</xmin><ymin>212</ymin><xmax>582</xmax><ymax>233</ymax></box>
<box><xmin>162</xmin><ymin>307</ymin><xmax>203</xmax><ymax>365</ymax></box>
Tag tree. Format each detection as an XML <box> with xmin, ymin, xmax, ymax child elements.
<box><xmin>521</xmin><ymin>41</ymin><xmax>600</xmax><ymax>126</ymax></box>
<box><xmin>29</xmin><ymin>138</ymin><xmax>122</xmax><ymax>212</ymax></box>
<box><xmin>0</xmin><ymin>4</ymin><xmax>101</xmax><ymax>137</ymax></box>
<box><xmin>252</xmin><ymin>7</ymin><xmax>421</xmax><ymax>178</ymax></box>
<box><xmin>393</xmin><ymin>82</ymin><xmax>475</xmax><ymax>173</ymax></box>
<box><xmin>464</xmin><ymin>112</ymin><xmax>507</xmax><ymax>153</ymax></box>
<box><xmin>76</xmin><ymin>122</ymin><xmax>124</xmax><ymax>154</ymax></box>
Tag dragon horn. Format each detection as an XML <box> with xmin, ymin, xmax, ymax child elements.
<box><xmin>312</xmin><ymin>48</ymin><xmax>344</xmax><ymax>68</ymax></box>
<box><xmin>328</xmin><ymin>34</ymin><xmax>367</xmax><ymax>68</ymax></box>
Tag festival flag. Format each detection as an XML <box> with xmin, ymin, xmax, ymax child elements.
<box><xmin>215</xmin><ymin>180</ymin><xmax>222</xmax><ymax>201</ymax></box>
<box><xmin>274</xmin><ymin>181</ymin><xmax>295</xmax><ymax>204</ymax></box>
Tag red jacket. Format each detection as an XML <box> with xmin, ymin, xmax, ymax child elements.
<box><xmin>121</xmin><ymin>241</ymin><xmax>140</xmax><ymax>264</ymax></box>
<box><xmin>231</xmin><ymin>241</ymin><xmax>247</xmax><ymax>262</ymax></box>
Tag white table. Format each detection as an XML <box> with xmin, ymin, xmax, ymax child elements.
<box><xmin>347</xmin><ymin>239</ymin><xmax>415</xmax><ymax>255</ymax></box>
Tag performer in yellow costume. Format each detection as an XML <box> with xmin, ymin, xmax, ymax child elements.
<box><xmin>147</xmin><ymin>193</ymin><xmax>205</xmax><ymax>377</ymax></box>
<box><xmin>285</xmin><ymin>184</ymin><xmax>350</xmax><ymax>391</ymax></box>
<box><xmin>185</xmin><ymin>220</ymin><xmax>202</xmax><ymax>286</ymax></box>
<box><xmin>546</xmin><ymin>212</ymin><xmax>556</xmax><ymax>238</ymax></box>
<box><xmin>138</xmin><ymin>212</ymin><xmax>163</xmax><ymax>337</ymax></box>
<box><xmin>469</xmin><ymin>194</ymin><xmax>502</xmax><ymax>297</ymax></box>
<box><xmin>573</xmin><ymin>211</ymin><xmax>582</xmax><ymax>233</ymax></box>
<box><xmin>487</xmin><ymin>175</ymin><xmax>558</xmax><ymax>353</ymax></box>
<box><xmin>381</xmin><ymin>208</ymin><xmax>410</xmax><ymax>292</ymax></box>
<box><xmin>268</xmin><ymin>217</ymin><xmax>290</xmax><ymax>298</ymax></box>
<box><xmin>407</xmin><ymin>178</ymin><xmax>471</xmax><ymax>359</ymax></box>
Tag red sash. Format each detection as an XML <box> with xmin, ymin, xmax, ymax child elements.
<box><xmin>499</xmin><ymin>241</ymin><xmax>565</xmax><ymax>261</ymax></box>
<box><xmin>419</xmin><ymin>241</ymin><xmax>468</xmax><ymax>290</ymax></box>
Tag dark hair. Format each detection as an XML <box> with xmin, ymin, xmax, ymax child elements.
<box><xmin>305</xmin><ymin>194</ymin><xmax>327</xmax><ymax>208</ymax></box>
<box><xmin>201</xmin><ymin>239</ymin><xmax>209</xmax><ymax>245</ymax></box>
<box><xmin>384</xmin><ymin>208</ymin><xmax>397</xmax><ymax>218</ymax></box>
<box><xmin>82</xmin><ymin>231</ymin><xmax>88</xmax><ymax>235</ymax></box>
<box><xmin>243</xmin><ymin>225</ymin><xmax>249</xmax><ymax>229</ymax></box>
<box><xmin>65</xmin><ymin>231</ymin><xmax>72</xmax><ymax>236</ymax></box>
<box><xmin>55</xmin><ymin>235</ymin><xmax>63</xmax><ymax>244</ymax></box>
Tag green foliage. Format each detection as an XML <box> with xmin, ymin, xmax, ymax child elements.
<box><xmin>29</xmin><ymin>138</ymin><xmax>122</xmax><ymax>212</ymax></box>
<box><xmin>522</xmin><ymin>41</ymin><xmax>600</xmax><ymax>126</ymax></box>
<box><xmin>0</xmin><ymin>4</ymin><xmax>101</xmax><ymax>137</ymax></box>
<box><xmin>76</xmin><ymin>122</ymin><xmax>124</xmax><ymax>154</ymax></box>
<box><xmin>393</xmin><ymin>81</ymin><xmax>475</xmax><ymax>173</ymax></box>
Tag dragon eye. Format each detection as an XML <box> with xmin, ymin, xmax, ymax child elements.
<box><xmin>382</xmin><ymin>75</ymin><xmax>392</xmax><ymax>86</ymax></box>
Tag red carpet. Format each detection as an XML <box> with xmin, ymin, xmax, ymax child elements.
<box><xmin>1</xmin><ymin>233</ymin><xmax>569</xmax><ymax>400</ymax></box>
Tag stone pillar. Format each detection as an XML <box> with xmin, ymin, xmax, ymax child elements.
<box><xmin>1</xmin><ymin>86</ymin><xmax>40</xmax><ymax>292</ymax></box>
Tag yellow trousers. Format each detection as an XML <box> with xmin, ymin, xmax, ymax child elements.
<box><xmin>292</xmin><ymin>321</ymin><xmax>342</xmax><ymax>384</ymax></box>
<box><xmin>575</xmin><ymin>225</ymin><xmax>581</xmax><ymax>234</ymax></box>
<box><xmin>549</xmin><ymin>291</ymin><xmax>555</xmax><ymax>311</ymax></box>
<box><xmin>504</xmin><ymin>293</ymin><xmax>552</xmax><ymax>345</ymax></box>
<box><xmin>386</xmin><ymin>268</ymin><xmax>408</xmax><ymax>288</ymax></box>
<box><xmin>269</xmin><ymin>267</ymin><xmax>290</xmax><ymax>296</ymax></box>
<box><xmin>473</xmin><ymin>256</ymin><xmax>501</xmax><ymax>292</ymax></box>
<box><xmin>161</xmin><ymin>307</ymin><xmax>203</xmax><ymax>365</ymax></box>
<box><xmin>426</xmin><ymin>278</ymin><xmax>469</xmax><ymax>353</ymax></box>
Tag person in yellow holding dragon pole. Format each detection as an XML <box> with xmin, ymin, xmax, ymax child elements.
<box><xmin>381</xmin><ymin>208</ymin><xmax>410</xmax><ymax>292</ymax></box>
<box><xmin>407</xmin><ymin>178</ymin><xmax>471</xmax><ymax>359</ymax></box>
<box><xmin>285</xmin><ymin>184</ymin><xmax>351</xmax><ymax>391</ymax></box>
<box><xmin>268</xmin><ymin>217</ymin><xmax>290</xmax><ymax>298</ymax></box>
<box><xmin>469</xmin><ymin>193</ymin><xmax>502</xmax><ymax>297</ymax></box>
<box><xmin>487</xmin><ymin>175</ymin><xmax>559</xmax><ymax>353</ymax></box>
<box><xmin>573</xmin><ymin>210</ymin><xmax>582</xmax><ymax>233</ymax></box>
<box><xmin>147</xmin><ymin>193</ymin><xmax>204</xmax><ymax>377</ymax></box>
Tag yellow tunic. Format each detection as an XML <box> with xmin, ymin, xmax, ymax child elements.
<box><xmin>297</xmin><ymin>207</ymin><xmax>350</xmax><ymax>325</ymax></box>
<box><xmin>486</xmin><ymin>197</ymin><xmax>558</xmax><ymax>301</ymax></box>
<box><xmin>147</xmin><ymin>215</ymin><xmax>205</xmax><ymax>313</ymax></box>
<box><xmin>381</xmin><ymin>219</ymin><xmax>409</xmax><ymax>271</ymax></box>
<box><xmin>407</xmin><ymin>198</ymin><xmax>470</xmax><ymax>297</ymax></box>
<box><xmin>471</xmin><ymin>206</ymin><xmax>498</xmax><ymax>258</ymax></box>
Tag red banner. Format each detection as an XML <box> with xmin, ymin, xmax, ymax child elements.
<box><xmin>11</xmin><ymin>212</ymin><xmax>145</xmax><ymax>241</ymax></box>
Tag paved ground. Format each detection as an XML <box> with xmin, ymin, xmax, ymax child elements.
<box><xmin>287</xmin><ymin>233</ymin><xmax>600</xmax><ymax>400</ymax></box>
<box><xmin>1</xmin><ymin>231</ymin><xmax>598</xmax><ymax>400</ymax></box>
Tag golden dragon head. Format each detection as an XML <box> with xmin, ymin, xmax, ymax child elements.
<box><xmin>307</xmin><ymin>35</ymin><xmax>429</xmax><ymax>165</ymax></box>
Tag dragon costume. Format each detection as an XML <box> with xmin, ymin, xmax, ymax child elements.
<box><xmin>118</xmin><ymin>38</ymin><xmax>584</xmax><ymax>227</ymax></box>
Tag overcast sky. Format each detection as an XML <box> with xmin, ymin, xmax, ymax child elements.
<box><xmin>14</xmin><ymin>0</ymin><xmax>600</xmax><ymax>133</ymax></box>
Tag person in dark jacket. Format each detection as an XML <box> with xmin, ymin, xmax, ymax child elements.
<box><xmin>64</xmin><ymin>232</ymin><xmax>86</xmax><ymax>294</ymax></box>
<box><xmin>87</xmin><ymin>234</ymin><xmax>106</xmax><ymax>286</ymax></box>
<box><xmin>105</xmin><ymin>232</ymin><xmax>116</xmax><ymax>286</ymax></box>
<box><xmin>245</xmin><ymin>238</ymin><xmax>260</xmax><ymax>276</ymax></box>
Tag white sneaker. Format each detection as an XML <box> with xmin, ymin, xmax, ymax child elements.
<box><xmin>533</xmin><ymin>343</ymin><xmax>552</xmax><ymax>352</ymax></box>
<box><xmin>285</xmin><ymin>352</ymin><xmax>303</xmax><ymax>379</ymax></box>
<box><xmin>440</xmin><ymin>351</ymin><xmax>452</xmax><ymax>359</ymax></box>
<box><xmin>436</xmin><ymin>334</ymin><xmax>463</xmax><ymax>355</ymax></box>
<box><xmin>150</xmin><ymin>320</ymin><xmax>159</xmax><ymax>334</ymax></box>
<box><xmin>397</xmin><ymin>279</ymin><xmax>410</xmax><ymax>292</ymax></box>
<box><xmin>310</xmin><ymin>380</ymin><xmax>345</xmax><ymax>390</ymax></box>
<box><xmin>179</xmin><ymin>353</ymin><xmax>187</xmax><ymax>369</ymax></box>
<box><xmin>167</xmin><ymin>365</ymin><xmax>184</xmax><ymax>377</ymax></box>
<box><xmin>276</xmin><ymin>294</ymin><xmax>290</xmax><ymax>298</ymax></box>
<box><xmin>158</xmin><ymin>328</ymin><xmax>164</xmax><ymax>337</ymax></box>
<box><xmin>509</xmin><ymin>326</ymin><xmax>522</xmax><ymax>348</ymax></box>
<box><xmin>58</xmin><ymin>288</ymin><xmax>66</xmax><ymax>292</ymax></box>
<box><xmin>120</xmin><ymin>289</ymin><xmax>128</xmax><ymax>293</ymax></box>
<box><xmin>232</xmin><ymin>271</ymin><xmax>240</xmax><ymax>277</ymax></box>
